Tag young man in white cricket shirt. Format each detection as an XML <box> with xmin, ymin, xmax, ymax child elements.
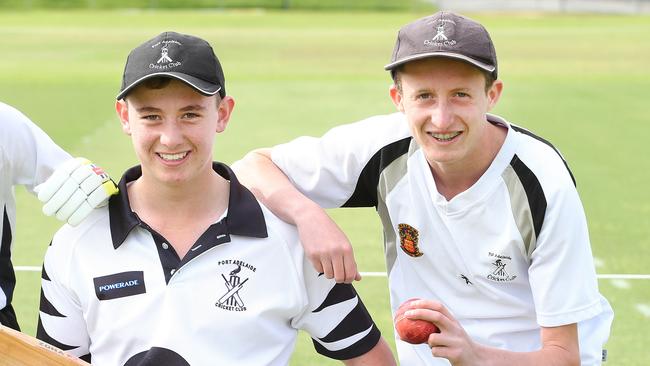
<box><xmin>0</xmin><ymin>102</ymin><xmax>116</xmax><ymax>331</ymax></box>
<box><xmin>37</xmin><ymin>31</ymin><xmax>396</xmax><ymax>366</ymax></box>
<box><xmin>234</xmin><ymin>11</ymin><xmax>613</xmax><ymax>366</ymax></box>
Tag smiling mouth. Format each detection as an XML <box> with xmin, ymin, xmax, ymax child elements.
<box><xmin>429</xmin><ymin>132</ymin><xmax>462</xmax><ymax>142</ymax></box>
<box><xmin>157</xmin><ymin>152</ymin><xmax>188</xmax><ymax>161</ymax></box>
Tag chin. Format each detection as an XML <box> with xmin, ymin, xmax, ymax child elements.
<box><xmin>424</xmin><ymin>151</ymin><xmax>460</xmax><ymax>165</ymax></box>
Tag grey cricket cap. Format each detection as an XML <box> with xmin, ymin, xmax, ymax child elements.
<box><xmin>385</xmin><ymin>11</ymin><xmax>497</xmax><ymax>78</ymax></box>
<box><xmin>117</xmin><ymin>31</ymin><xmax>226</xmax><ymax>100</ymax></box>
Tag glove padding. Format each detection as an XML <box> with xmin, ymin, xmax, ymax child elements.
<box><xmin>37</xmin><ymin>157</ymin><xmax>119</xmax><ymax>226</ymax></box>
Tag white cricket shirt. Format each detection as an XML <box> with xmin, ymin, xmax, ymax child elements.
<box><xmin>0</xmin><ymin>102</ymin><xmax>70</xmax><ymax>322</ymax></box>
<box><xmin>38</xmin><ymin>163</ymin><xmax>381</xmax><ymax>365</ymax></box>
<box><xmin>272</xmin><ymin>112</ymin><xmax>613</xmax><ymax>365</ymax></box>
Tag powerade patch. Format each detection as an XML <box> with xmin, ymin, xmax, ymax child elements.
<box><xmin>94</xmin><ymin>271</ymin><xmax>146</xmax><ymax>301</ymax></box>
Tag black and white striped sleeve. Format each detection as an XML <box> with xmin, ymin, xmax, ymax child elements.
<box><xmin>292</xmin><ymin>264</ymin><xmax>381</xmax><ymax>360</ymax></box>
<box><xmin>37</xmin><ymin>240</ymin><xmax>91</xmax><ymax>360</ymax></box>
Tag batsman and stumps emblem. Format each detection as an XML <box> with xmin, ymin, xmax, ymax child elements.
<box><xmin>215</xmin><ymin>260</ymin><xmax>257</xmax><ymax>311</ymax></box>
<box><xmin>398</xmin><ymin>223</ymin><xmax>423</xmax><ymax>257</ymax></box>
<box><xmin>432</xmin><ymin>24</ymin><xmax>448</xmax><ymax>41</ymax></box>
<box><xmin>157</xmin><ymin>46</ymin><xmax>173</xmax><ymax>64</ymax></box>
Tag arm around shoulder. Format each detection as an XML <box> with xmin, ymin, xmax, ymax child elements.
<box><xmin>233</xmin><ymin>149</ymin><xmax>361</xmax><ymax>283</ymax></box>
<box><xmin>233</xmin><ymin>148</ymin><xmax>311</xmax><ymax>225</ymax></box>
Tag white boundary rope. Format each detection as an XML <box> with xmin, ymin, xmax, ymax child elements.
<box><xmin>357</xmin><ymin>272</ymin><xmax>650</xmax><ymax>280</ymax></box>
<box><xmin>15</xmin><ymin>267</ymin><xmax>650</xmax><ymax>280</ymax></box>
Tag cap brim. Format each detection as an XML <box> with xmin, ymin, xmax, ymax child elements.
<box><xmin>116</xmin><ymin>72</ymin><xmax>221</xmax><ymax>100</ymax></box>
<box><xmin>384</xmin><ymin>52</ymin><xmax>495</xmax><ymax>73</ymax></box>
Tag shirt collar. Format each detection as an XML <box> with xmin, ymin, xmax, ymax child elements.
<box><xmin>109</xmin><ymin>162</ymin><xmax>268</xmax><ymax>249</ymax></box>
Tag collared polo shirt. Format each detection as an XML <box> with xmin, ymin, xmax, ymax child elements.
<box><xmin>38</xmin><ymin>163</ymin><xmax>380</xmax><ymax>365</ymax></box>
<box><xmin>272</xmin><ymin>112</ymin><xmax>613</xmax><ymax>365</ymax></box>
<box><xmin>0</xmin><ymin>102</ymin><xmax>70</xmax><ymax>329</ymax></box>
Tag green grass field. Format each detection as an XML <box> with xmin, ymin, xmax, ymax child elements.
<box><xmin>1</xmin><ymin>9</ymin><xmax>649</xmax><ymax>365</ymax></box>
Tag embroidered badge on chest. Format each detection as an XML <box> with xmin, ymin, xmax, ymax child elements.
<box><xmin>486</xmin><ymin>252</ymin><xmax>517</xmax><ymax>282</ymax></box>
<box><xmin>215</xmin><ymin>260</ymin><xmax>256</xmax><ymax>312</ymax></box>
<box><xmin>398</xmin><ymin>223</ymin><xmax>423</xmax><ymax>257</ymax></box>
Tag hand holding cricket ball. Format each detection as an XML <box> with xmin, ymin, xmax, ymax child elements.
<box><xmin>394</xmin><ymin>298</ymin><xmax>440</xmax><ymax>344</ymax></box>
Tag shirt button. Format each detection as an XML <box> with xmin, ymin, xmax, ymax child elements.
<box><xmin>162</xmin><ymin>242</ymin><xmax>169</xmax><ymax>250</ymax></box>
<box><xmin>170</xmin><ymin>269</ymin><xmax>176</xmax><ymax>275</ymax></box>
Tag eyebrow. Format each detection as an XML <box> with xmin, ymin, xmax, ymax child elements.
<box><xmin>136</xmin><ymin>106</ymin><xmax>161</xmax><ymax>113</ymax></box>
<box><xmin>135</xmin><ymin>104</ymin><xmax>206</xmax><ymax>113</ymax></box>
<box><xmin>179</xmin><ymin>104</ymin><xmax>206</xmax><ymax>112</ymax></box>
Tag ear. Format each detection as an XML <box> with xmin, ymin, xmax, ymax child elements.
<box><xmin>389</xmin><ymin>84</ymin><xmax>405</xmax><ymax>113</ymax></box>
<box><xmin>115</xmin><ymin>100</ymin><xmax>131</xmax><ymax>135</ymax></box>
<box><xmin>216</xmin><ymin>96</ymin><xmax>235</xmax><ymax>133</ymax></box>
<box><xmin>486</xmin><ymin>79</ymin><xmax>504</xmax><ymax>112</ymax></box>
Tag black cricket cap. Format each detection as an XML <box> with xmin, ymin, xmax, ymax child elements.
<box><xmin>117</xmin><ymin>31</ymin><xmax>226</xmax><ymax>100</ymax></box>
<box><xmin>385</xmin><ymin>11</ymin><xmax>497</xmax><ymax>78</ymax></box>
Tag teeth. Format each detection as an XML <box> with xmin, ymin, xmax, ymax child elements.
<box><xmin>431</xmin><ymin>132</ymin><xmax>460</xmax><ymax>141</ymax></box>
<box><xmin>159</xmin><ymin>152</ymin><xmax>187</xmax><ymax>161</ymax></box>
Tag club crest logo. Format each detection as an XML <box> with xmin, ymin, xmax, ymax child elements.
<box><xmin>149</xmin><ymin>39</ymin><xmax>182</xmax><ymax>70</ymax></box>
<box><xmin>424</xmin><ymin>19</ymin><xmax>457</xmax><ymax>47</ymax></box>
<box><xmin>398</xmin><ymin>223</ymin><xmax>423</xmax><ymax>257</ymax></box>
<box><xmin>486</xmin><ymin>252</ymin><xmax>517</xmax><ymax>282</ymax></box>
<box><xmin>157</xmin><ymin>46</ymin><xmax>173</xmax><ymax>64</ymax></box>
<box><xmin>215</xmin><ymin>260</ymin><xmax>257</xmax><ymax>312</ymax></box>
<box><xmin>431</xmin><ymin>24</ymin><xmax>448</xmax><ymax>42</ymax></box>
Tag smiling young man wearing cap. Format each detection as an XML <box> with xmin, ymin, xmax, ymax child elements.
<box><xmin>234</xmin><ymin>11</ymin><xmax>613</xmax><ymax>365</ymax></box>
<box><xmin>36</xmin><ymin>31</ymin><xmax>396</xmax><ymax>365</ymax></box>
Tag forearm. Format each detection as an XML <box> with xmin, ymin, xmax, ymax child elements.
<box><xmin>473</xmin><ymin>324</ymin><xmax>580</xmax><ymax>366</ymax></box>
<box><xmin>343</xmin><ymin>338</ymin><xmax>396</xmax><ymax>366</ymax></box>
<box><xmin>234</xmin><ymin>148</ymin><xmax>361</xmax><ymax>282</ymax></box>
<box><xmin>233</xmin><ymin>148</ymin><xmax>320</xmax><ymax>226</ymax></box>
<box><xmin>475</xmin><ymin>343</ymin><xmax>580</xmax><ymax>366</ymax></box>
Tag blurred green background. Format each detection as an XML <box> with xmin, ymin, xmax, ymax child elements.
<box><xmin>1</xmin><ymin>4</ymin><xmax>649</xmax><ymax>365</ymax></box>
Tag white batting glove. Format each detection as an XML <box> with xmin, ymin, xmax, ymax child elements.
<box><xmin>37</xmin><ymin>157</ymin><xmax>119</xmax><ymax>226</ymax></box>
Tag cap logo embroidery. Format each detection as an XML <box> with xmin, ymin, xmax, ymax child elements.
<box><xmin>157</xmin><ymin>46</ymin><xmax>173</xmax><ymax>64</ymax></box>
<box><xmin>149</xmin><ymin>39</ymin><xmax>182</xmax><ymax>70</ymax></box>
<box><xmin>424</xmin><ymin>20</ymin><xmax>457</xmax><ymax>47</ymax></box>
<box><xmin>432</xmin><ymin>25</ymin><xmax>448</xmax><ymax>41</ymax></box>
<box><xmin>398</xmin><ymin>223</ymin><xmax>423</xmax><ymax>257</ymax></box>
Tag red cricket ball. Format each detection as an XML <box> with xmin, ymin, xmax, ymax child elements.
<box><xmin>394</xmin><ymin>298</ymin><xmax>440</xmax><ymax>344</ymax></box>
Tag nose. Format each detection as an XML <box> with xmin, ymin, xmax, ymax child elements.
<box><xmin>429</xmin><ymin>100</ymin><xmax>454</xmax><ymax>130</ymax></box>
<box><xmin>159</xmin><ymin>122</ymin><xmax>184</xmax><ymax>148</ymax></box>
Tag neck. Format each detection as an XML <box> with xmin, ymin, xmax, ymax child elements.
<box><xmin>430</xmin><ymin>122</ymin><xmax>507</xmax><ymax>201</ymax></box>
<box><xmin>128</xmin><ymin>168</ymin><xmax>229</xmax><ymax>225</ymax></box>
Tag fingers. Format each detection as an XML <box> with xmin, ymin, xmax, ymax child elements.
<box><xmin>342</xmin><ymin>248</ymin><xmax>361</xmax><ymax>283</ymax></box>
<box><xmin>325</xmin><ymin>252</ymin><xmax>361</xmax><ymax>283</ymax></box>
<box><xmin>66</xmin><ymin>202</ymin><xmax>94</xmax><ymax>227</ymax></box>
<box><xmin>42</xmin><ymin>178</ymin><xmax>79</xmax><ymax>217</ymax></box>
<box><xmin>297</xmin><ymin>209</ymin><xmax>360</xmax><ymax>283</ymax></box>
<box><xmin>320</xmin><ymin>256</ymin><xmax>335</xmax><ymax>281</ymax></box>
<box><xmin>309</xmin><ymin>252</ymin><xmax>361</xmax><ymax>284</ymax></box>
<box><xmin>403</xmin><ymin>301</ymin><xmax>455</xmax><ymax>333</ymax></box>
<box><xmin>55</xmin><ymin>189</ymin><xmax>87</xmax><ymax>222</ymax></box>
<box><xmin>308</xmin><ymin>255</ymin><xmax>325</xmax><ymax>275</ymax></box>
<box><xmin>36</xmin><ymin>157</ymin><xmax>87</xmax><ymax>202</ymax></box>
<box><xmin>332</xmin><ymin>254</ymin><xmax>346</xmax><ymax>282</ymax></box>
<box><xmin>38</xmin><ymin>158</ymin><xmax>118</xmax><ymax>226</ymax></box>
